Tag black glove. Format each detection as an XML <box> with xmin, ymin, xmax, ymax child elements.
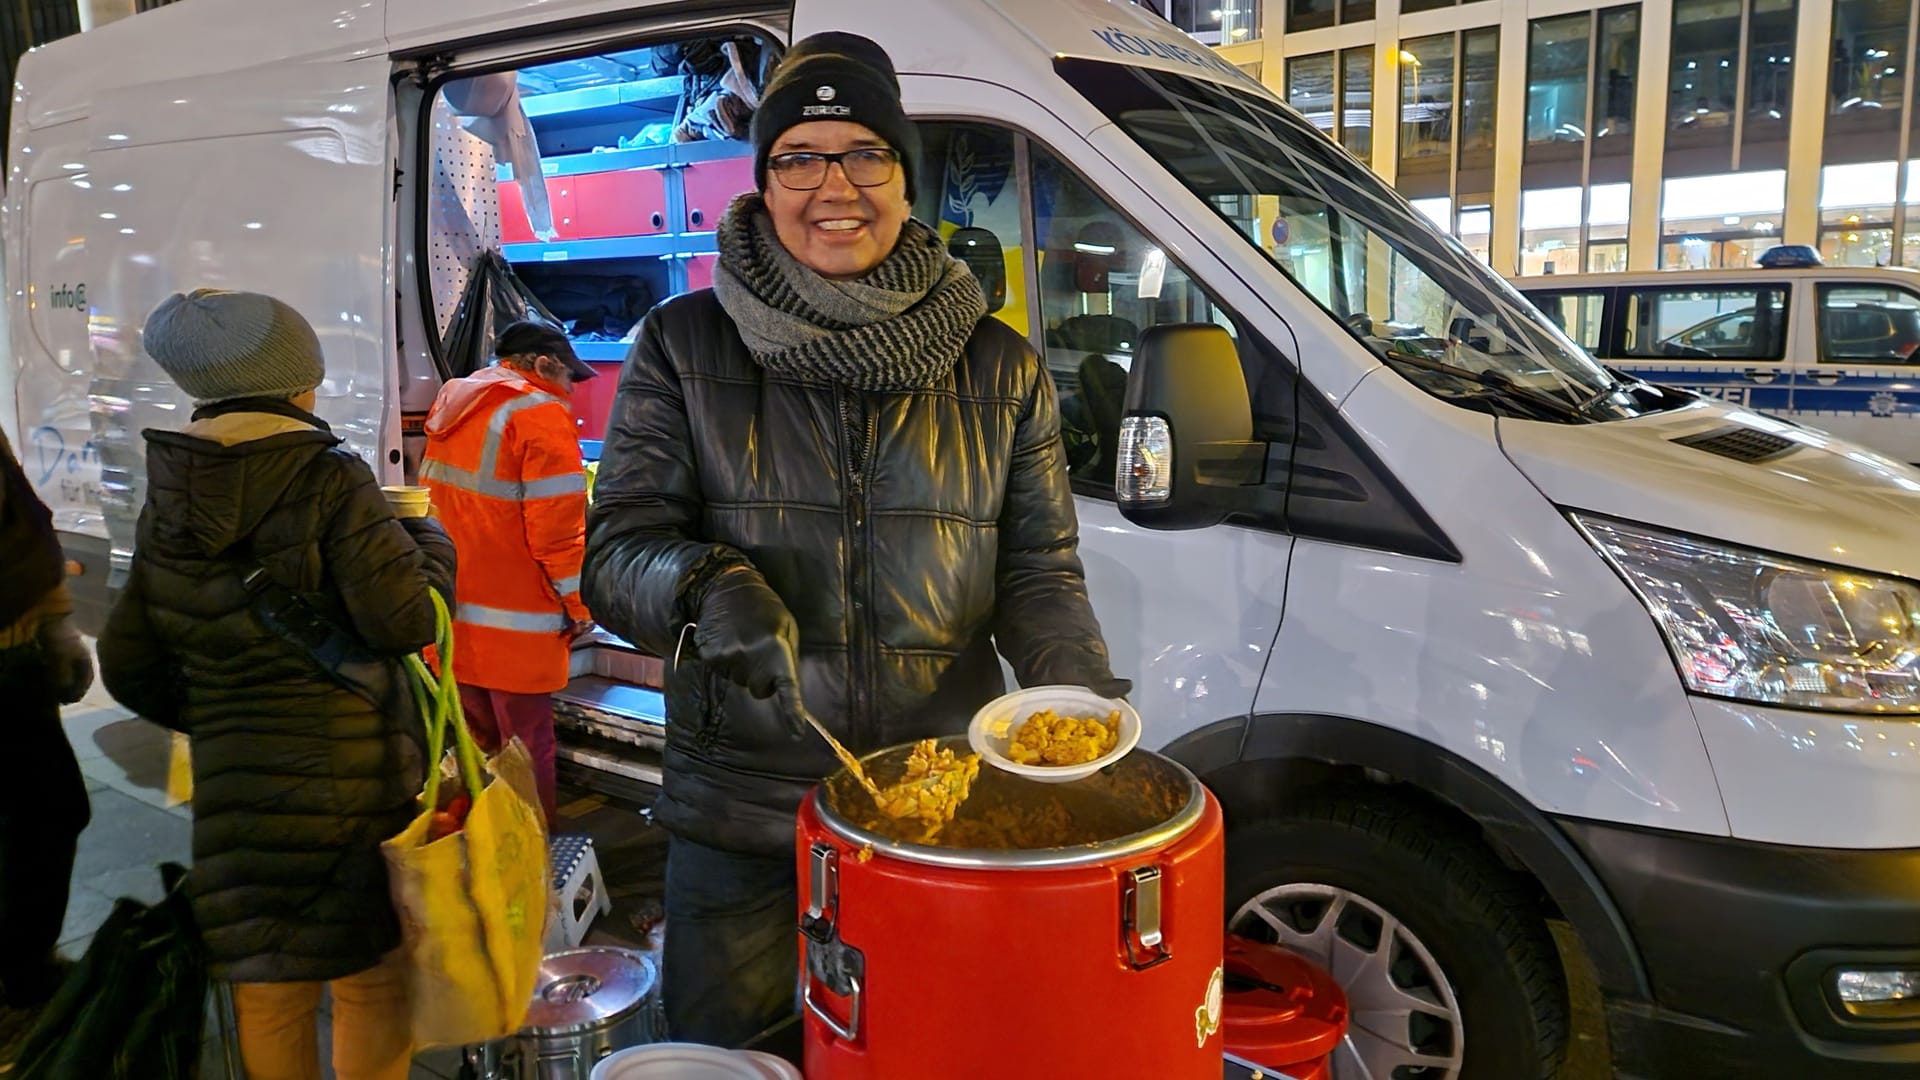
<box><xmin>397</xmin><ymin>514</ymin><xmax>449</xmax><ymax>545</ymax></box>
<box><xmin>1088</xmin><ymin>676</ymin><xmax>1133</xmax><ymax>701</ymax></box>
<box><xmin>41</xmin><ymin>616</ymin><xmax>94</xmax><ymax>706</ymax></box>
<box><xmin>693</xmin><ymin>565</ymin><xmax>803</xmax><ymax>722</ymax></box>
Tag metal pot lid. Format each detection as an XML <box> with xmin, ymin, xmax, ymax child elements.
<box><xmin>815</xmin><ymin>736</ymin><xmax>1204</xmax><ymax>869</ymax></box>
<box><xmin>521</xmin><ymin>947</ymin><xmax>658</xmax><ymax>1033</ymax></box>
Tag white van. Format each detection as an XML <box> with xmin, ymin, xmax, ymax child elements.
<box><xmin>11</xmin><ymin>2</ymin><xmax>1920</xmax><ymax>1078</ymax></box>
<box><xmin>1514</xmin><ymin>261</ymin><xmax>1920</xmax><ymax>464</ymax></box>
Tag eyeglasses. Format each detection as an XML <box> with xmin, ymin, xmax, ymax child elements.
<box><xmin>766</xmin><ymin>148</ymin><xmax>901</xmax><ymax>191</ymax></box>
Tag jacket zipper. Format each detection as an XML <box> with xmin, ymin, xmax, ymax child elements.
<box><xmin>837</xmin><ymin>388</ymin><xmax>877</xmax><ymax>747</ymax></box>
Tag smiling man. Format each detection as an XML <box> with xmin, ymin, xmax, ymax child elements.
<box><xmin>583</xmin><ymin>32</ymin><xmax>1126</xmax><ymax>1045</ymax></box>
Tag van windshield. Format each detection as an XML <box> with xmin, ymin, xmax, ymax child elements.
<box><xmin>1060</xmin><ymin>59</ymin><xmax>1646</xmax><ymax>422</ymax></box>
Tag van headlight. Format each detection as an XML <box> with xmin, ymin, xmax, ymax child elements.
<box><xmin>1573</xmin><ymin>514</ymin><xmax>1920</xmax><ymax>714</ymax></box>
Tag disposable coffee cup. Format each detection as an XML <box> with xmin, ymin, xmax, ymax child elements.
<box><xmin>382</xmin><ymin>485</ymin><xmax>432</xmax><ymax>519</ymax></box>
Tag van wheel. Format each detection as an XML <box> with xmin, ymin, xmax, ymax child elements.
<box><xmin>1226</xmin><ymin>792</ymin><xmax>1567</xmax><ymax>1080</ymax></box>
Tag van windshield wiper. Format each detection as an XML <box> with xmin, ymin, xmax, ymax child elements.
<box><xmin>1381</xmin><ymin>347</ymin><xmax>1587</xmax><ymax>423</ymax></box>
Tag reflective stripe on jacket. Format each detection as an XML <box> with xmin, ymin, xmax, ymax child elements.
<box><xmin>423</xmin><ymin>365</ymin><xmax>588</xmax><ymax>694</ymax></box>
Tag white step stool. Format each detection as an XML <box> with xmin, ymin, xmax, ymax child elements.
<box><xmin>546</xmin><ymin>834</ymin><xmax>612</xmax><ymax>951</ymax></box>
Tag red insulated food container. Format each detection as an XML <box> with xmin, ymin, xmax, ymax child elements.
<box><xmin>795</xmin><ymin>736</ymin><xmax>1225</xmax><ymax>1080</ymax></box>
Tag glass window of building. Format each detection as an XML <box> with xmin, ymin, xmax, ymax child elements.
<box><xmin>1520</xmin><ymin>186</ymin><xmax>1585</xmax><ymax>275</ymax></box>
<box><xmin>1458</xmin><ymin>28</ymin><xmax>1500</xmax><ymax>201</ymax></box>
<box><xmin>1820</xmin><ymin>161</ymin><xmax>1898</xmax><ymax>266</ymax></box>
<box><xmin>1587</xmin><ymin>182</ymin><xmax>1632</xmax><ymax>271</ymax></box>
<box><xmin>1743</xmin><ymin>0</ymin><xmax>1798</xmax><ymax>170</ymax></box>
<box><xmin>1291</xmin><ymin>51</ymin><xmax>1374</xmax><ymax>162</ymax></box>
<box><xmin>1591</xmin><ymin>7</ymin><xmax>1640</xmax><ymax>180</ymax></box>
<box><xmin>1398</xmin><ymin>35</ymin><xmax>1457</xmax><ymax>199</ymax></box>
<box><xmin>1666</xmin><ymin>0</ymin><xmax>1743</xmax><ymax>176</ymax></box>
<box><xmin>1904</xmin><ymin>163</ymin><xmax>1920</xmax><ymax>267</ymax></box>
<box><xmin>1825</xmin><ymin>0</ymin><xmax>1908</xmax><ymax>165</ymax></box>
<box><xmin>1288</xmin><ymin>0</ymin><xmax>1336</xmax><ymax>31</ymax></box>
<box><xmin>1341</xmin><ymin>46</ymin><xmax>1373</xmax><ymax>164</ymax></box>
<box><xmin>1289</xmin><ymin>54</ymin><xmax>1338</xmax><ymax>137</ymax></box>
<box><xmin>1343</xmin><ymin>0</ymin><xmax>1376</xmax><ymax>23</ymax></box>
<box><xmin>1526</xmin><ymin>14</ymin><xmax>1593</xmax><ymax>190</ymax></box>
<box><xmin>1403</xmin><ymin>0</ymin><xmax>1453</xmax><ymax>14</ymax></box>
<box><xmin>1660</xmin><ymin>170</ymin><xmax>1787</xmax><ymax>267</ymax></box>
<box><xmin>1516</xmin><ymin>9</ymin><xmax>1636</xmax><ymax>277</ymax></box>
<box><xmin>1395</xmin><ymin>31</ymin><xmax>1501</xmax><ymax>231</ymax></box>
<box><xmin>1145</xmin><ymin>0</ymin><xmax>1262</xmax><ymax>41</ymax></box>
<box><xmin>1412</xmin><ymin>197</ymin><xmax>1454</xmax><ymax>232</ymax></box>
<box><xmin>1457</xmin><ymin>205</ymin><xmax>1493</xmax><ymax>263</ymax></box>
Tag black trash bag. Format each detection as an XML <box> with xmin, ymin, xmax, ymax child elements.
<box><xmin>442</xmin><ymin>250</ymin><xmax>562</xmax><ymax>379</ymax></box>
<box><xmin>11</xmin><ymin>863</ymin><xmax>207</xmax><ymax>1080</ymax></box>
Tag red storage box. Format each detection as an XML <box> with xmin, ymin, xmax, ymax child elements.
<box><xmin>569</xmin><ymin>360</ymin><xmax>625</xmax><ymax>442</ymax></box>
<box><xmin>685</xmin><ymin>254</ymin><xmax>716</xmax><ymax>292</ymax></box>
<box><xmin>570</xmin><ymin>168</ymin><xmax>669</xmax><ymax>239</ymax></box>
<box><xmin>497</xmin><ymin>176</ymin><xmax>580</xmax><ymax>243</ymax></box>
<box><xmin>682</xmin><ymin>155</ymin><xmax>755</xmax><ymax>232</ymax></box>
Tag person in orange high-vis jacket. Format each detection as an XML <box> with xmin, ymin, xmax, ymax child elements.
<box><xmin>421</xmin><ymin>321</ymin><xmax>597</xmax><ymax>824</ymax></box>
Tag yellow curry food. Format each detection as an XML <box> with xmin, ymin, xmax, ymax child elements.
<box><xmin>1007</xmin><ymin>708</ymin><xmax>1122</xmax><ymax>767</ymax></box>
<box><xmin>874</xmin><ymin>738</ymin><xmax>981</xmax><ymax>840</ymax></box>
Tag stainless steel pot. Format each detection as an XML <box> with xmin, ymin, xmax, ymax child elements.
<box><xmin>483</xmin><ymin>947</ymin><xmax>660</xmax><ymax>1080</ymax></box>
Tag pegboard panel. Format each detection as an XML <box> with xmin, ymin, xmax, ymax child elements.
<box><xmin>428</xmin><ymin>93</ymin><xmax>501</xmax><ymax>337</ymax></box>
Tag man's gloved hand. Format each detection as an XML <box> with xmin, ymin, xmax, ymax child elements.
<box><xmin>693</xmin><ymin>566</ymin><xmax>804</xmax><ymax>730</ymax></box>
<box><xmin>1089</xmin><ymin>676</ymin><xmax>1133</xmax><ymax>701</ymax></box>
<box><xmin>41</xmin><ymin>615</ymin><xmax>94</xmax><ymax>705</ymax></box>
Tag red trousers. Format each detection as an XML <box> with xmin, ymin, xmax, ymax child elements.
<box><xmin>457</xmin><ymin>686</ymin><xmax>558</xmax><ymax>825</ymax></box>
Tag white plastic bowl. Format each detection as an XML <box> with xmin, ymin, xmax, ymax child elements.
<box><xmin>968</xmin><ymin>685</ymin><xmax>1141</xmax><ymax>783</ymax></box>
<box><xmin>591</xmin><ymin>1043</ymin><xmax>801</xmax><ymax>1080</ymax></box>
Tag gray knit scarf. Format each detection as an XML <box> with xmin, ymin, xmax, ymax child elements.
<box><xmin>711</xmin><ymin>193</ymin><xmax>988</xmax><ymax>391</ymax></box>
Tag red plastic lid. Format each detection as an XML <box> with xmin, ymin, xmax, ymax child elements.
<box><xmin>1220</xmin><ymin>935</ymin><xmax>1350</xmax><ymax>1067</ymax></box>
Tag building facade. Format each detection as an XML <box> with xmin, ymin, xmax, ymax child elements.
<box><xmin>1137</xmin><ymin>0</ymin><xmax>1920</xmax><ymax>275</ymax></box>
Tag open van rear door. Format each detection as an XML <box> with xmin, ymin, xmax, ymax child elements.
<box><xmin>80</xmin><ymin>57</ymin><xmax>395</xmax><ymax>574</ymax></box>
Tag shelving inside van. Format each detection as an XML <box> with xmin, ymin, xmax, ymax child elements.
<box><xmin>425</xmin><ymin>36</ymin><xmax>772</xmax><ymax>443</ymax></box>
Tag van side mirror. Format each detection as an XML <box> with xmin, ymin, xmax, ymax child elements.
<box><xmin>1115</xmin><ymin>323</ymin><xmax>1266</xmax><ymax>530</ymax></box>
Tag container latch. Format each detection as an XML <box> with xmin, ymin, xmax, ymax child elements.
<box><xmin>799</xmin><ymin>843</ymin><xmax>862</xmax><ymax>1043</ymax></box>
<box><xmin>1122</xmin><ymin>865</ymin><xmax>1172</xmax><ymax>971</ymax></box>
<box><xmin>801</xmin><ymin>842</ymin><xmax>839</xmax><ymax>944</ymax></box>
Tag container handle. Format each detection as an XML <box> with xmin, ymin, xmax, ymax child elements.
<box><xmin>1122</xmin><ymin>865</ymin><xmax>1173</xmax><ymax>971</ymax></box>
<box><xmin>804</xmin><ymin>971</ymin><xmax>862</xmax><ymax>1043</ymax></box>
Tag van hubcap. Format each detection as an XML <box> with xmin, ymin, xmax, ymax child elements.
<box><xmin>1230</xmin><ymin>884</ymin><xmax>1465</xmax><ymax>1080</ymax></box>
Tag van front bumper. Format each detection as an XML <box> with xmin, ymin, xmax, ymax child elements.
<box><xmin>1558</xmin><ymin>817</ymin><xmax>1920</xmax><ymax>1077</ymax></box>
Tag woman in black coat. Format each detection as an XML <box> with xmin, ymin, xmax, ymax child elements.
<box><xmin>99</xmin><ymin>290</ymin><xmax>453</xmax><ymax>1080</ymax></box>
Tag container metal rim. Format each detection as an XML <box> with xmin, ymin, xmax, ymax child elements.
<box><xmin>811</xmin><ymin>748</ymin><xmax>1206</xmax><ymax>869</ymax></box>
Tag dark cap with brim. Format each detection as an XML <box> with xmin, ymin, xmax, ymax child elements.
<box><xmin>495</xmin><ymin>320</ymin><xmax>597</xmax><ymax>381</ymax></box>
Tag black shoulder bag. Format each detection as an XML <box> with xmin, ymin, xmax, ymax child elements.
<box><xmin>236</xmin><ymin>559</ymin><xmax>406</xmax><ymax>717</ymax></box>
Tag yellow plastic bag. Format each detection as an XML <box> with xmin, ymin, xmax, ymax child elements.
<box><xmin>381</xmin><ymin>592</ymin><xmax>550</xmax><ymax>1048</ymax></box>
<box><xmin>165</xmin><ymin>731</ymin><xmax>193</xmax><ymax>806</ymax></box>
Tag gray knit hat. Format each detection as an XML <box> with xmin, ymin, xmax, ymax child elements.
<box><xmin>142</xmin><ymin>289</ymin><xmax>325</xmax><ymax>404</ymax></box>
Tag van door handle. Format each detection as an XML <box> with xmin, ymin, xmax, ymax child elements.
<box><xmin>1742</xmin><ymin>369</ymin><xmax>1778</xmax><ymax>384</ymax></box>
<box><xmin>1807</xmin><ymin>370</ymin><xmax>1843</xmax><ymax>386</ymax></box>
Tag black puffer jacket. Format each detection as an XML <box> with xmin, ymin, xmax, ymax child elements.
<box><xmin>98</xmin><ymin>405</ymin><xmax>455</xmax><ymax>983</ymax></box>
<box><xmin>584</xmin><ymin>291</ymin><xmax>1120</xmax><ymax>856</ymax></box>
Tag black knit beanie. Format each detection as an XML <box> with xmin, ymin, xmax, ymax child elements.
<box><xmin>751</xmin><ymin>32</ymin><xmax>920</xmax><ymax>202</ymax></box>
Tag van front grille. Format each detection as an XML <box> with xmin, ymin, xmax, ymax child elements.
<box><xmin>1670</xmin><ymin>427</ymin><xmax>1798</xmax><ymax>464</ymax></box>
